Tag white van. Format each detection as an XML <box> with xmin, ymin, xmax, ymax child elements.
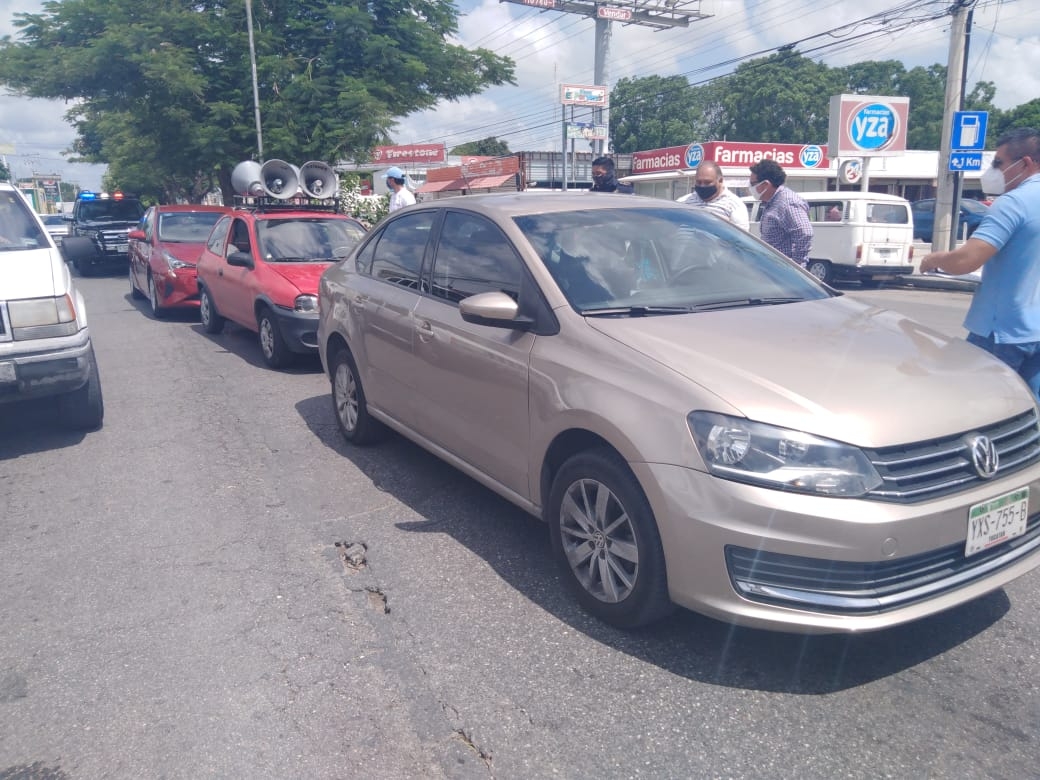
<box><xmin>748</xmin><ymin>191</ymin><xmax>915</xmax><ymax>286</ymax></box>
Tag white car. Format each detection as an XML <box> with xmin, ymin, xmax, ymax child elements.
<box><xmin>38</xmin><ymin>212</ymin><xmax>67</xmax><ymax>247</ymax></box>
<box><xmin>0</xmin><ymin>184</ymin><xmax>104</xmax><ymax>429</ymax></box>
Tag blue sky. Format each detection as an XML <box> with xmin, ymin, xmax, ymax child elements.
<box><xmin>1</xmin><ymin>0</ymin><xmax>1036</xmax><ymax>192</ymax></box>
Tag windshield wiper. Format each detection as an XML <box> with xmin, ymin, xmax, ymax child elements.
<box><xmin>582</xmin><ymin>305</ymin><xmax>694</xmax><ymax>317</ymax></box>
<box><xmin>689</xmin><ymin>297</ymin><xmax>804</xmax><ymax>311</ymax></box>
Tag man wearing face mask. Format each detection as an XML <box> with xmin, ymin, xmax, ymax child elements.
<box><xmin>920</xmin><ymin>127</ymin><xmax>1040</xmax><ymax>398</ymax></box>
<box><xmin>748</xmin><ymin>158</ymin><xmax>812</xmax><ymax>267</ymax></box>
<box><xmin>589</xmin><ymin>157</ymin><xmax>634</xmax><ymax>194</ymax></box>
<box><xmin>683</xmin><ymin>161</ymin><xmax>750</xmax><ymax>230</ymax></box>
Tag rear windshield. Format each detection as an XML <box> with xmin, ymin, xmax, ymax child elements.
<box><xmin>158</xmin><ymin>211</ymin><xmax>224</xmax><ymax>243</ymax></box>
<box><xmin>866</xmin><ymin>203</ymin><xmax>910</xmax><ymax>225</ymax></box>
<box><xmin>0</xmin><ymin>190</ymin><xmax>47</xmax><ymax>250</ymax></box>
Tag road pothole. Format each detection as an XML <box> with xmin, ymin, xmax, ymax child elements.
<box><xmin>335</xmin><ymin>540</ymin><xmax>367</xmax><ymax>572</ymax></box>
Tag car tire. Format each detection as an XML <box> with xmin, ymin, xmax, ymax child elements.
<box><xmin>58</xmin><ymin>347</ymin><xmax>104</xmax><ymax>430</ymax></box>
<box><xmin>547</xmin><ymin>449</ymin><xmax>672</xmax><ymax>629</ymax></box>
<box><xmin>329</xmin><ymin>346</ymin><xmax>384</xmax><ymax>445</ymax></box>
<box><xmin>257</xmin><ymin>307</ymin><xmax>293</xmax><ymax>369</ymax></box>
<box><xmin>806</xmin><ymin>259</ymin><xmax>832</xmax><ymax>284</ymax></box>
<box><xmin>129</xmin><ymin>265</ymin><xmax>145</xmax><ymax>300</ymax></box>
<box><xmin>199</xmin><ymin>287</ymin><xmax>224</xmax><ymax>334</ymax></box>
<box><xmin>147</xmin><ymin>272</ymin><xmax>165</xmax><ymax>319</ymax></box>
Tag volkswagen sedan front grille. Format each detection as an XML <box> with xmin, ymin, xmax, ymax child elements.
<box><xmin>863</xmin><ymin>409</ymin><xmax>1040</xmax><ymax>503</ymax></box>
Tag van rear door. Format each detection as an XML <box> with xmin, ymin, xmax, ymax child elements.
<box><xmin>861</xmin><ymin>201</ymin><xmax>913</xmax><ymax>268</ymax></box>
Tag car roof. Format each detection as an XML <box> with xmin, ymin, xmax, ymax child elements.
<box><xmin>405</xmin><ymin>191</ymin><xmax>692</xmax><ymax>220</ymax></box>
<box><xmin>795</xmin><ymin>191</ymin><xmax>910</xmax><ymax>203</ymax></box>
<box><xmin>154</xmin><ymin>204</ymin><xmax>231</xmax><ymax>213</ymax></box>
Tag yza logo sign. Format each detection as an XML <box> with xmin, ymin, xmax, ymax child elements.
<box><xmin>847</xmin><ymin>102</ymin><xmax>899</xmax><ymax>152</ymax></box>
<box><xmin>799</xmin><ymin>145</ymin><xmax>824</xmax><ymax>168</ymax></box>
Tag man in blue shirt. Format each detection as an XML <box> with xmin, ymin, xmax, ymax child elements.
<box><xmin>920</xmin><ymin>127</ymin><xmax>1040</xmax><ymax>398</ymax></box>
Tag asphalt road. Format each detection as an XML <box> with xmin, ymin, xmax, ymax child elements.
<box><xmin>2</xmin><ymin>275</ymin><xmax>1037</xmax><ymax>779</ymax></box>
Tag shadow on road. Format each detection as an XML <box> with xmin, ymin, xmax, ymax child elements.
<box><xmin>0</xmin><ymin>397</ymin><xmax>89</xmax><ymax>458</ymax></box>
<box><xmin>294</xmin><ymin>393</ymin><xmax>1009</xmax><ymax>696</ymax></box>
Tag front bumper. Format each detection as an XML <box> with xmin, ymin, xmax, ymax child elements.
<box><xmin>157</xmin><ymin>269</ymin><xmax>200</xmax><ymax>308</ymax></box>
<box><xmin>0</xmin><ymin>329</ymin><xmax>94</xmax><ymax>402</ymax></box>
<box><xmin>831</xmin><ymin>264</ymin><xmax>914</xmax><ymax>281</ymax></box>
<box><xmin>272</xmin><ymin>307</ymin><xmax>320</xmax><ymax>354</ymax></box>
<box><xmin>633</xmin><ymin>460</ymin><xmax>1040</xmax><ymax>633</ymax></box>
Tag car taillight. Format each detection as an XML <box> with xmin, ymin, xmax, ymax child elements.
<box><xmin>856</xmin><ymin>244</ymin><xmax>863</xmax><ymax>260</ymax></box>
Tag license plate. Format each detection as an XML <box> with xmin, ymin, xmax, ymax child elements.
<box><xmin>0</xmin><ymin>361</ymin><xmax>15</xmax><ymax>383</ymax></box>
<box><xmin>114</xmin><ymin>243</ymin><xmax>129</xmax><ymax>253</ymax></box>
<box><xmin>966</xmin><ymin>487</ymin><xmax>1029</xmax><ymax>557</ymax></box>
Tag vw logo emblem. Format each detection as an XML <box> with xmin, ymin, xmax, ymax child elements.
<box><xmin>968</xmin><ymin>435</ymin><xmax>999</xmax><ymax>478</ymax></box>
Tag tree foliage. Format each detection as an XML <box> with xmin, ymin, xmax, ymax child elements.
<box><xmin>0</xmin><ymin>158</ymin><xmax>10</xmax><ymax>182</ymax></box>
<box><xmin>610</xmin><ymin>51</ymin><xmax>1007</xmax><ymax>153</ymax></box>
<box><xmin>0</xmin><ymin>0</ymin><xmax>514</xmax><ymax>203</ymax></box>
<box><xmin>449</xmin><ymin>137</ymin><xmax>511</xmax><ymax>156</ymax></box>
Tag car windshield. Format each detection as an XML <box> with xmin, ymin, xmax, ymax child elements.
<box><xmin>961</xmin><ymin>199</ymin><xmax>989</xmax><ymax>215</ymax></box>
<box><xmin>513</xmin><ymin>207</ymin><xmax>830</xmax><ymax>313</ymax></box>
<box><xmin>257</xmin><ymin>217</ymin><xmax>366</xmax><ymax>262</ymax></box>
<box><xmin>0</xmin><ymin>191</ymin><xmax>47</xmax><ymax>250</ymax></box>
<box><xmin>78</xmin><ymin>199</ymin><xmax>145</xmax><ymax>221</ymax></box>
<box><xmin>158</xmin><ymin>211</ymin><xmax>224</xmax><ymax>243</ymax></box>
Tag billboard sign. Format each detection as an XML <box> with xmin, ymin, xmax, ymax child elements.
<box><xmin>561</xmin><ymin>84</ymin><xmax>608</xmax><ymax>107</ymax></box>
<box><xmin>371</xmin><ymin>144</ymin><xmax>446</xmax><ymax>164</ymax></box>
<box><xmin>828</xmin><ymin>95</ymin><xmax>909</xmax><ymax>157</ymax></box>
<box><xmin>566</xmin><ymin>123</ymin><xmax>608</xmax><ymax>140</ymax></box>
<box><xmin>631</xmin><ymin>141</ymin><xmax>832</xmax><ymax>175</ymax></box>
<box><xmin>597</xmin><ymin>6</ymin><xmax>632</xmax><ymax>20</ymax></box>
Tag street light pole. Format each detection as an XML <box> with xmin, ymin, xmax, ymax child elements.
<box><xmin>932</xmin><ymin>0</ymin><xmax>975</xmax><ymax>252</ymax></box>
<box><xmin>245</xmin><ymin>0</ymin><xmax>264</xmax><ymax>163</ymax></box>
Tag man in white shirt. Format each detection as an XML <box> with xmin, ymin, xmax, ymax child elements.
<box><xmin>681</xmin><ymin>161</ymin><xmax>750</xmax><ymax>230</ymax></box>
<box><xmin>383</xmin><ymin>166</ymin><xmax>416</xmax><ymax>212</ymax></box>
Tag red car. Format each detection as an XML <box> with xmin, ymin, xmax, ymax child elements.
<box><xmin>195</xmin><ymin>204</ymin><xmax>367</xmax><ymax>368</ymax></box>
<box><xmin>129</xmin><ymin>204</ymin><xmax>232</xmax><ymax>318</ymax></box>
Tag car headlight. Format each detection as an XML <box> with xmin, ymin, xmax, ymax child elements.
<box><xmin>7</xmin><ymin>294</ymin><xmax>80</xmax><ymax>339</ymax></box>
<box><xmin>163</xmin><ymin>251</ymin><xmax>194</xmax><ymax>271</ymax></box>
<box><xmin>294</xmin><ymin>294</ymin><xmax>318</xmax><ymax>313</ymax></box>
<box><xmin>688</xmin><ymin>411</ymin><xmax>883</xmax><ymax>497</ymax></box>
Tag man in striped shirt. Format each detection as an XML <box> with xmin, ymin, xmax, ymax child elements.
<box><xmin>748</xmin><ymin>158</ymin><xmax>813</xmax><ymax>267</ymax></box>
<box><xmin>682</xmin><ymin>161</ymin><xmax>750</xmax><ymax>231</ymax></box>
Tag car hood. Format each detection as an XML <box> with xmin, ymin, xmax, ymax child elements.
<box><xmin>160</xmin><ymin>241</ymin><xmax>208</xmax><ymax>265</ymax></box>
<box><xmin>0</xmin><ymin>247</ymin><xmax>68</xmax><ymax>299</ymax></box>
<box><xmin>265</xmin><ymin>262</ymin><xmax>332</xmax><ymax>294</ymax></box>
<box><xmin>585</xmin><ymin>296</ymin><xmax>1031</xmax><ymax>447</ymax></box>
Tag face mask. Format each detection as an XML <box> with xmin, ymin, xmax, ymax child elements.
<box><xmin>981</xmin><ymin>158</ymin><xmax>1025</xmax><ymax>196</ymax></box>
<box><xmin>750</xmin><ymin>180</ymin><xmax>768</xmax><ymax>201</ymax></box>
<box><xmin>592</xmin><ymin>174</ymin><xmax>610</xmax><ymax>187</ymax></box>
<box><xmin>694</xmin><ymin>184</ymin><xmax>718</xmax><ymax>201</ymax></box>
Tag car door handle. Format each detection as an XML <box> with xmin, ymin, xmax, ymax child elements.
<box><xmin>416</xmin><ymin>320</ymin><xmax>434</xmax><ymax>343</ymax></box>
<box><xmin>350</xmin><ymin>293</ymin><xmax>367</xmax><ymax>312</ymax></box>
<box><xmin>218</xmin><ymin>268</ymin><xmax>224</xmax><ymax>277</ymax></box>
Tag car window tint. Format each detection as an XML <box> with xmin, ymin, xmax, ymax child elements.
<box><xmin>229</xmin><ymin>218</ymin><xmax>252</xmax><ymax>255</ymax></box>
<box><xmin>430</xmin><ymin>213</ymin><xmax>522</xmax><ymax>304</ymax></box>
<box><xmin>206</xmin><ymin>216</ymin><xmax>231</xmax><ymax>253</ymax></box>
<box><xmin>809</xmin><ymin>202</ymin><xmax>844</xmax><ymax>222</ymax></box>
<box><xmin>867</xmin><ymin>203</ymin><xmax>909</xmax><ymax>224</ymax></box>
<box><xmin>159</xmin><ymin>212</ymin><xmax>224</xmax><ymax>243</ymax></box>
<box><xmin>0</xmin><ymin>190</ymin><xmax>46</xmax><ymax>249</ymax></box>
<box><xmin>368</xmin><ymin>211</ymin><xmax>435</xmax><ymax>289</ymax></box>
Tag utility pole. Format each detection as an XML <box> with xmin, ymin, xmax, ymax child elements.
<box><xmin>932</xmin><ymin>0</ymin><xmax>975</xmax><ymax>251</ymax></box>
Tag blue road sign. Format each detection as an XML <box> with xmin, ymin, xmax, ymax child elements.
<box><xmin>952</xmin><ymin>111</ymin><xmax>988</xmax><ymax>151</ymax></box>
<box><xmin>949</xmin><ymin>151</ymin><xmax>984</xmax><ymax>172</ymax></box>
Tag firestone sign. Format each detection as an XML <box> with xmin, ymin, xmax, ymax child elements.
<box><xmin>631</xmin><ymin>141</ymin><xmax>831</xmax><ymax>175</ymax></box>
<box><xmin>371</xmin><ymin>144</ymin><xmax>446</xmax><ymax>164</ymax></box>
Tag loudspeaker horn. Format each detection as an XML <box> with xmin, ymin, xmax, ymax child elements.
<box><xmin>299</xmin><ymin>161</ymin><xmax>338</xmax><ymax>199</ymax></box>
<box><xmin>231</xmin><ymin>160</ymin><xmax>264</xmax><ymax>197</ymax></box>
<box><xmin>260</xmin><ymin>159</ymin><xmax>299</xmax><ymax>199</ymax></box>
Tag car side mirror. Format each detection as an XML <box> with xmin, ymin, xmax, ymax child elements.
<box><xmin>227</xmin><ymin>250</ymin><xmax>254</xmax><ymax>269</ymax></box>
<box><xmin>128</xmin><ymin>229</ymin><xmax>146</xmax><ymax>240</ymax></box>
<box><xmin>459</xmin><ymin>291</ymin><xmax>532</xmax><ymax>330</ymax></box>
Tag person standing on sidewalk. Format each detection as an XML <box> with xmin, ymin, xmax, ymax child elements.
<box><xmin>383</xmin><ymin>166</ymin><xmax>416</xmax><ymax>212</ymax></box>
<box><xmin>748</xmin><ymin>159</ymin><xmax>812</xmax><ymax>267</ymax></box>
<box><xmin>589</xmin><ymin>157</ymin><xmax>634</xmax><ymax>194</ymax></box>
<box><xmin>920</xmin><ymin>126</ymin><xmax>1040</xmax><ymax>398</ymax></box>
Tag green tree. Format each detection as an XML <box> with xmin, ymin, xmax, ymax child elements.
<box><xmin>716</xmin><ymin>51</ymin><xmax>844</xmax><ymax>144</ymax></box>
<box><xmin>0</xmin><ymin>0</ymin><xmax>514</xmax><ymax>203</ymax></box>
<box><xmin>0</xmin><ymin>158</ymin><xmax>10</xmax><ymax>182</ymax></box>
<box><xmin>611</xmin><ymin>75</ymin><xmax>703</xmax><ymax>153</ymax></box>
<box><xmin>449</xmin><ymin>137</ymin><xmax>511</xmax><ymax>156</ymax></box>
<box><xmin>991</xmin><ymin>98</ymin><xmax>1040</xmax><ymax>142</ymax></box>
